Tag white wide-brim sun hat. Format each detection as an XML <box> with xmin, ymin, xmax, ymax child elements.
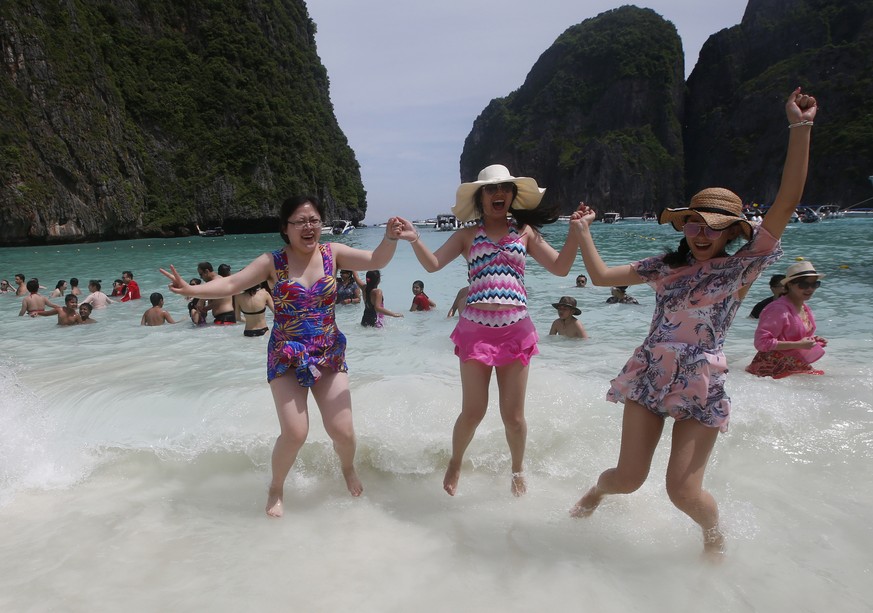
<box><xmin>452</xmin><ymin>164</ymin><xmax>546</xmax><ymax>223</ymax></box>
<box><xmin>782</xmin><ymin>260</ymin><xmax>825</xmax><ymax>285</ymax></box>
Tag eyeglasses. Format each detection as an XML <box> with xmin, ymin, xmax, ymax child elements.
<box><xmin>683</xmin><ymin>222</ymin><xmax>724</xmax><ymax>240</ymax></box>
<box><xmin>792</xmin><ymin>279</ymin><xmax>821</xmax><ymax>290</ymax></box>
<box><xmin>286</xmin><ymin>218</ymin><xmax>322</xmax><ymax>230</ymax></box>
<box><xmin>482</xmin><ymin>182</ymin><xmax>515</xmax><ymax>196</ymax></box>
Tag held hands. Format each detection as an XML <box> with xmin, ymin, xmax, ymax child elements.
<box><xmin>392</xmin><ymin>217</ymin><xmax>421</xmax><ymax>243</ymax></box>
<box><xmin>786</xmin><ymin>87</ymin><xmax>817</xmax><ymax>125</ymax></box>
<box><xmin>570</xmin><ymin>202</ymin><xmax>597</xmax><ymax>228</ymax></box>
<box><xmin>384</xmin><ymin>217</ymin><xmax>405</xmax><ymax>241</ymax></box>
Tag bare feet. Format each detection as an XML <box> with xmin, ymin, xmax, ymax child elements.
<box><xmin>702</xmin><ymin>525</ymin><xmax>726</xmax><ymax>562</ymax></box>
<box><xmin>511</xmin><ymin>472</ymin><xmax>527</xmax><ymax>497</ymax></box>
<box><xmin>569</xmin><ymin>486</ymin><xmax>602</xmax><ymax>518</ymax></box>
<box><xmin>443</xmin><ymin>460</ymin><xmax>461</xmax><ymax>496</ymax></box>
<box><xmin>342</xmin><ymin>466</ymin><xmax>363</xmax><ymax>497</ymax></box>
<box><xmin>266</xmin><ymin>485</ymin><xmax>284</xmax><ymax>518</ymax></box>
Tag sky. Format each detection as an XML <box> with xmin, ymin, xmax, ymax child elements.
<box><xmin>305</xmin><ymin>0</ymin><xmax>750</xmax><ymax>224</ymax></box>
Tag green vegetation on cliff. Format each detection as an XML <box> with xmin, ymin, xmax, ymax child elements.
<box><xmin>0</xmin><ymin>0</ymin><xmax>364</xmax><ymax>244</ymax></box>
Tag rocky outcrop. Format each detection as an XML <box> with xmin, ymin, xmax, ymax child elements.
<box><xmin>463</xmin><ymin>1</ymin><xmax>873</xmax><ymax>216</ymax></box>
<box><xmin>685</xmin><ymin>0</ymin><xmax>873</xmax><ymax>208</ymax></box>
<box><xmin>460</xmin><ymin>7</ymin><xmax>686</xmax><ymax>217</ymax></box>
<box><xmin>0</xmin><ymin>0</ymin><xmax>364</xmax><ymax>245</ymax></box>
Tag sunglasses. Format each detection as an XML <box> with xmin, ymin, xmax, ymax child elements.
<box><xmin>482</xmin><ymin>182</ymin><xmax>515</xmax><ymax>196</ymax></box>
<box><xmin>792</xmin><ymin>279</ymin><xmax>821</xmax><ymax>290</ymax></box>
<box><xmin>683</xmin><ymin>222</ymin><xmax>724</xmax><ymax>240</ymax></box>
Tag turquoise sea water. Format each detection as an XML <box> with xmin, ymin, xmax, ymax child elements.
<box><xmin>1</xmin><ymin>220</ymin><xmax>872</xmax><ymax>612</ymax></box>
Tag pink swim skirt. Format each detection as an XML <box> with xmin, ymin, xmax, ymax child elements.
<box><xmin>450</xmin><ymin>311</ymin><xmax>539</xmax><ymax>367</ymax></box>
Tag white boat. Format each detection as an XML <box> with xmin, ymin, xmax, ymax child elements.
<box><xmin>815</xmin><ymin>205</ymin><xmax>844</xmax><ymax>219</ymax></box>
<box><xmin>330</xmin><ymin>220</ymin><xmax>355</xmax><ymax>235</ymax></box>
<box><xmin>435</xmin><ymin>214</ymin><xmax>461</xmax><ymax>231</ymax></box>
<box><xmin>798</xmin><ymin>208</ymin><xmax>820</xmax><ymax>223</ymax></box>
<box><xmin>601</xmin><ymin>212</ymin><xmax>621</xmax><ymax>224</ymax></box>
<box><xmin>413</xmin><ymin>219</ymin><xmax>436</xmax><ymax>228</ymax></box>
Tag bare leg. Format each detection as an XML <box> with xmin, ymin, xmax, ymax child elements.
<box><xmin>312</xmin><ymin>370</ymin><xmax>362</xmax><ymax>496</ymax></box>
<box><xmin>665</xmin><ymin>418</ymin><xmax>723</xmax><ymax>558</ymax></box>
<box><xmin>496</xmin><ymin>361</ymin><xmax>529</xmax><ymax>496</ymax></box>
<box><xmin>266</xmin><ymin>375</ymin><xmax>311</xmax><ymax>517</ymax></box>
<box><xmin>570</xmin><ymin>401</ymin><xmax>663</xmax><ymax>517</ymax></box>
<box><xmin>444</xmin><ymin>359</ymin><xmax>492</xmax><ymax>495</ymax></box>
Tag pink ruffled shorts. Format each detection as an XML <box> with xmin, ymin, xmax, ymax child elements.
<box><xmin>450</xmin><ymin>308</ymin><xmax>539</xmax><ymax>367</ymax></box>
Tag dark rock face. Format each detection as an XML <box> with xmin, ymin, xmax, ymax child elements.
<box><xmin>460</xmin><ymin>7</ymin><xmax>686</xmax><ymax>217</ymax></box>
<box><xmin>685</xmin><ymin>0</ymin><xmax>873</xmax><ymax>209</ymax></box>
<box><xmin>463</xmin><ymin>1</ymin><xmax>873</xmax><ymax>217</ymax></box>
<box><xmin>0</xmin><ymin>0</ymin><xmax>364</xmax><ymax>245</ymax></box>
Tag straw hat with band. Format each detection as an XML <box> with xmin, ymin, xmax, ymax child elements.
<box><xmin>551</xmin><ymin>296</ymin><xmax>581</xmax><ymax>315</ymax></box>
<box><xmin>452</xmin><ymin>164</ymin><xmax>546</xmax><ymax>223</ymax></box>
<box><xmin>781</xmin><ymin>261</ymin><xmax>824</xmax><ymax>285</ymax></box>
<box><xmin>658</xmin><ymin>187</ymin><xmax>753</xmax><ymax>240</ymax></box>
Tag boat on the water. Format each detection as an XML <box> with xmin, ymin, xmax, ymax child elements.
<box><xmin>195</xmin><ymin>224</ymin><xmax>225</xmax><ymax>237</ymax></box>
<box><xmin>435</xmin><ymin>213</ymin><xmax>461</xmax><ymax>231</ymax></box>
<box><xmin>798</xmin><ymin>207</ymin><xmax>821</xmax><ymax>223</ymax></box>
<box><xmin>601</xmin><ymin>212</ymin><xmax>621</xmax><ymax>224</ymax></box>
<box><xmin>330</xmin><ymin>220</ymin><xmax>355</xmax><ymax>235</ymax></box>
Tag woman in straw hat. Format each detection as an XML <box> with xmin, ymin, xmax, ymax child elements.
<box><xmin>395</xmin><ymin>164</ymin><xmax>582</xmax><ymax>497</ymax></box>
<box><xmin>567</xmin><ymin>88</ymin><xmax>818</xmax><ymax>558</ymax></box>
<box><xmin>746</xmin><ymin>260</ymin><xmax>827</xmax><ymax>378</ymax></box>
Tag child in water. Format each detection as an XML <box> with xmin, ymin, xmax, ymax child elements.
<box><xmin>568</xmin><ymin>88</ymin><xmax>817</xmax><ymax>558</ymax></box>
<box><xmin>409</xmin><ymin>280</ymin><xmax>436</xmax><ymax>312</ymax></box>
<box><xmin>548</xmin><ymin>296</ymin><xmax>589</xmax><ymax>339</ymax></box>
<box><xmin>361</xmin><ymin>270</ymin><xmax>402</xmax><ymax>327</ymax></box>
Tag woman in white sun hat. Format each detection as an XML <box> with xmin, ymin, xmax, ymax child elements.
<box><xmin>396</xmin><ymin>164</ymin><xmax>582</xmax><ymax>497</ymax></box>
<box><xmin>567</xmin><ymin>88</ymin><xmax>818</xmax><ymax>559</ymax></box>
<box><xmin>746</xmin><ymin>260</ymin><xmax>827</xmax><ymax>378</ymax></box>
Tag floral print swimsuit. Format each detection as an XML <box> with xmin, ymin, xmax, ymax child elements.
<box><xmin>267</xmin><ymin>244</ymin><xmax>348</xmax><ymax>387</ymax></box>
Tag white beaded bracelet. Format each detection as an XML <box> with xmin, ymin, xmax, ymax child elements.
<box><xmin>788</xmin><ymin>120</ymin><xmax>814</xmax><ymax>128</ymax></box>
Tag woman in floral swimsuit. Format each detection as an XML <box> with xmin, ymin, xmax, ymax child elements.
<box><xmin>568</xmin><ymin>89</ymin><xmax>818</xmax><ymax>558</ymax></box>
<box><xmin>161</xmin><ymin>195</ymin><xmax>413</xmax><ymax>517</ymax></box>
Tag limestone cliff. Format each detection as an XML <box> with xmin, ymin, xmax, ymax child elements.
<box><xmin>685</xmin><ymin>0</ymin><xmax>873</xmax><ymax>208</ymax></box>
<box><xmin>0</xmin><ymin>0</ymin><xmax>365</xmax><ymax>245</ymax></box>
<box><xmin>460</xmin><ymin>7</ymin><xmax>686</xmax><ymax>217</ymax></box>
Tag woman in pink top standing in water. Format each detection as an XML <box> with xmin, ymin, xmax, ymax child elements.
<box><xmin>397</xmin><ymin>165</ymin><xmax>581</xmax><ymax>497</ymax></box>
<box><xmin>568</xmin><ymin>88</ymin><xmax>817</xmax><ymax>558</ymax></box>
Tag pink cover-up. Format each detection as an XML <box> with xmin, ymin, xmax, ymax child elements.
<box><xmin>751</xmin><ymin>296</ymin><xmax>824</xmax><ymax>363</ymax></box>
<box><xmin>606</xmin><ymin>226</ymin><xmax>782</xmax><ymax>432</ymax></box>
<box><xmin>745</xmin><ymin>295</ymin><xmax>825</xmax><ymax>378</ymax></box>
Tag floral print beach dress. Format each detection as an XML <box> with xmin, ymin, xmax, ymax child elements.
<box><xmin>606</xmin><ymin>226</ymin><xmax>782</xmax><ymax>432</ymax></box>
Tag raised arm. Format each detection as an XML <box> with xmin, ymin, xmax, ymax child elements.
<box><xmin>395</xmin><ymin>217</ymin><xmax>466</xmax><ymax>273</ymax></box>
<box><xmin>332</xmin><ymin>218</ymin><xmax>405</xmax><ymax>271</ymax></box>
<box><xmin>761</xmin><ymin>88</ymin><xmax>817</xmax><ymax>240</ymax></box>
<box><xmin>160</xmin><ymin>254</ymin><xmax>273</xmax><ymax>298</ymax></box>
<box><xmin>573</xmin><ymin>205</ymin><xmax>643</xmax><ymax>287</ymax></box>
<box><xmin>525</xmin><ymin>219</ymin><xmax>581</xmax><ymax>276</ymax></box>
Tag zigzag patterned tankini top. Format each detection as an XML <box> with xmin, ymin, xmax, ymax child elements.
<box><xmin>267</xmin><ymin>244</ymin><xmax>347</xmax><ymax>387</ymax></box>
<box><xmin>466</xmin><ymin>220</ymin><xmax>527</xmax><ymax>307</ymax></box>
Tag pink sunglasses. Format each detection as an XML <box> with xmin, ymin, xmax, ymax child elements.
<box><xmin>683</xmin><ymin>222</ymin><xmax>724</xmax><ymax>240</ymax></box>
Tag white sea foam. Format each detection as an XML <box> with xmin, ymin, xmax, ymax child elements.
<box><xmin>1</xmin><ymin>221</ymin><xmax>871</xmax><ymax>611</ymax></box>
